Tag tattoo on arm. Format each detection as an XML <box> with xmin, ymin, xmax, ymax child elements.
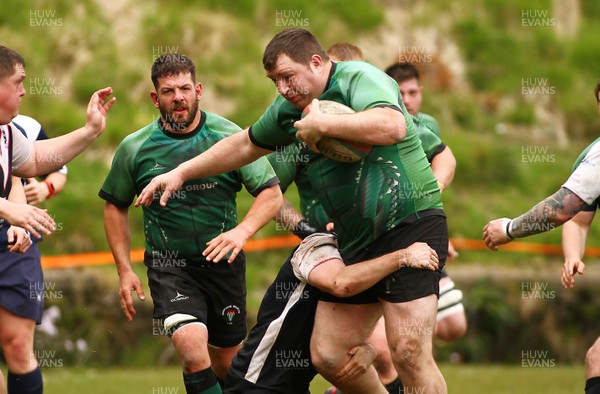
<box><xmin>511</xmin><ymin>188</ymin><xmax>588</xmax><ymax>238</ymax></box>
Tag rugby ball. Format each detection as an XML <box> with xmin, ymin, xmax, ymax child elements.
<box><xmin>302</xmin><ymin>100</ymin><xmax>372</xmax><ymax>163</ymax></box>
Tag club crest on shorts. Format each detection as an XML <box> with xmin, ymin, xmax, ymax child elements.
<box><xmin>222</xmin><ymin>305</ymin><xmax>241</xmax><ymax>323</ymax></box>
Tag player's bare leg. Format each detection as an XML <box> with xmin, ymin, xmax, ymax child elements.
<box><xmin>382</xmin><ymin>294</ymin><xmax>447</xmax><ymax>393</ymax></box>
<box><xmin>208</xmin><ymin>343</ymin><xmax>242</xmax><ymax>380</ymax></box>
<box><xmin>586</xmin><ymin>337</ymin><xmax>600</xmax><ymax>379</ymax></box>
<box><xmin>0</xmin><ymin>307</ymin><xmax>41</xmax><ymax>393</ymax></box>
<box><xmin>311</xmin><ymin>301</ymin><xmax>387</xmax><ymax>394</ymax></box>
<box><xmin>369</xmin><ymin>318</ymin><xmax>398</xmax><ymax>385</ymax></box>
<box><xmin>172</xmin><ymin>324</ymin><xmax>211</xmax><ymax>373</ymax></box>
<box><xmin>171</xmin><ymin>323</ymin><xmax>222</xmax><ymax>393</ymax></box>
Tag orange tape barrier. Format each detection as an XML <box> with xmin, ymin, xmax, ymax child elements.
<box><xmin>41</xmin><ymin>234</ymin><xmax>300</xmax><ymax>270</ymax></box>
<box><xmin>41</xmin><ymin>235</ymin><xmax>600</xmax><ymax>270</ymax></box>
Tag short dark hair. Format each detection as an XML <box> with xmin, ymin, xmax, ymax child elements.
<box><xmin>263</xmin><ymin>28</ymin><xmax>328</xmax><ymax>71</ymax></box>
<box><xmin>151</xmin><ymin>53</ymin><xmax>196</xmax><ymax>88</ymax></box>
<box><xmin>595</xmin><ymin>80</ymin><xmax>600</xmax><ymax>103</ymax></box>
<box><xmin>385</xmin><ymin>62</ymin><xmax>420</xmax><ymax>84</ymax></box>
<box><xmin>0</xmin><ymin>45</ymin><xmax>25</xmax><ymax>81</ymax></box>
<box><xmin>326</xmin><ymin>43</ymin><xmax>364</xmax><ymax>62</ymax></box>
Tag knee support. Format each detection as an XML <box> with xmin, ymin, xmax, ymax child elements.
<box><xmin>163</xmin><ymin>313</ymin><xmax>205</xmax><ymax>337</ymax></box>
<box><xmin>437</xmin><ymin>280</ymin><xmax>464</xmax><ymax>321</ymax></box>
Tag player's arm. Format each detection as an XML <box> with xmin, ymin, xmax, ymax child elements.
<box><xmin>293</xmin><ymin>235</ymin><xmax>438</xmax><ymax>298</ymax></box>
<box><xmin>276</xmin><ymin>198</ymin><xmax>327</xmax><ymax>239</ymax></box>
<box><xmin>561</xmin><ymin>210</ymin><xmax>595</xmax><ymax>288</ymax></box>
<box><xmin>136</xmin><ymin>129</ymin><xmax>272</xmax><ymax>207</ymax></box>
<box><xmin>104</xmin><ymin>202</ymin><xmax>145</xmax><ymax>321</ymax></box>
<box><xmin>483</xmin><ymin>187</ymin><xmax>588</xmax><ymax>250</ymax></box>
<box><xmin>431</xmin><ymin>145</ymin><xmax>456</xmax><ymax>191</ymax></box>
<box><xmin>12</xmin><ymin>88</ymin><xmax>115</xmax><ymax>178</ymax></box>
<box><xmin>294</xmin><ymin>99</ymin><xmax>404</xmax><ymax>151</ymax></box>
<box><xmin>203</xmin><ymin>184</ymin><xmax>283</xmax><ymax>263</ymax></box>
<box><xmin>0</xmin><ymin>177</ymin><xmax>55</xmax><ymax>239</ymax></box>
<box><xmin>24</xmin><ymin>172</ymin><xmax>67</xmax><ymax>206</ymax></box>
<box><xmin>5</xmin><ymin>177</ymin><xmax>33</xmax><ymax>253</ymax></box>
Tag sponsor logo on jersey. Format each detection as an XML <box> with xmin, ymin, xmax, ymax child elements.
<box><xmin>150</xmin><ymin>161</ymin><xmax>167</xmax><ymax>171</ymax></box>
<box><xmin>170</xmin><ymin>291</ymin><xmax>189</xmax><ymax>302</ymax></box>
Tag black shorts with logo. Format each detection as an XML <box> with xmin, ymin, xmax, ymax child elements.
<box><xmin>144</xmin><ymin>250</ymin><xmax>247</xmax><ymax>348</ymax></box>
<box><xmin>319</xmin><ymin>210</ymin><xmax>448</xmax><ymax>304</ymax></box>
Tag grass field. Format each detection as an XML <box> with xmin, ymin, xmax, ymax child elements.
<box><xmin>38</xmin><ymin>363</ymin><xmax>585</xmax><ymax>393</ymax></box>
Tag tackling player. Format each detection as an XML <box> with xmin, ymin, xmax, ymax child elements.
<box><xmin>224</xmin><ymin>233</ymin><xmax>438</xmax><ymax>394</ymax></box>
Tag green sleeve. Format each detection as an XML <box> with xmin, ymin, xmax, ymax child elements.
<box><xmin>249</xmin><ymin>97</ymin><xmax>295</xmax><ymax>149</ymax></box>
<box><xmin>418</xmin><ymin>113</ymin><xmax>441</xmax><ymax>136</ymax></box>
<box><xmin>414</xmin><ymin>118</ymin><xmax>444</xmax><ymax>162</ymax></box>
<box><xmin>344</xmin><ymin>65</ymin><xmax>401</xmax><ymax>112</ymax></box>
<box><xmin>238</xmin><ymin>154</ymin><xmax>280</xmax><ymax>197</ymax></box>
<box><xmin>99</xmin><ymin>137</ymin><xmax>138</xmax><ymax>207</ymax></box>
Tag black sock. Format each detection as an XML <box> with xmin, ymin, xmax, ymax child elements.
<box><xmin>384</xmin><ymin>376</ymin><xmax>403</xmax><ymax>394</ymax></box>
<box><xmin>183</xmin><ymin>368</ymin><xmax>222</xmax><ymax>394</ymax></box>
<box><xmin>7</xmin><ymin>368</ymin><xmax>43</xmax><ymax>394</ymax></box>
<box><xmin>586</xmin><ymin>377</ymin><xmax>600</xmax><ymax>394</ymax></box>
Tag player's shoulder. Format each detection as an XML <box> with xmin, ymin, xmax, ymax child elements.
<box><xmin>118</xmin><ymin>121</ymin><xmax>159</xmax><ymax>151</ymax></box>
<box><xmin>11</xmin><ymin>114</ymin><xmax>42</xmax><ymax>139</ymax></box>
<box><xmin>573</xmin><ymin>136</ymin><xmax>600</xmax><ymax>171</ymax></box>
<box><xmin>417</xmin><ymin>112</ymin><xmax>441</xmax><ymax>135</ymax></box>
<box><xmin>335</xmin><ymin>60</ymin><xmax>379</xmax><ymax>74</ymax></box>
<box><xmin>203</xmin><ymin>110</ymin><xmax>242</xmax><ymax>137</ymax></box>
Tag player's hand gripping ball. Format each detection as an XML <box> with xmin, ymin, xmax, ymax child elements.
<box><xmin>301</xmin><ymin>100</ymin><xmax>371</xmax><ymax>163</ymax></box>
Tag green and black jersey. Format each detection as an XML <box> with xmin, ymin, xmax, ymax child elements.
<box><xmin>412</xmin><ymin>114</ymin><xmax>446</xmax><ymax>162</ymax></box>
<box><xmin>267</xmin><ymin>143</ymin><xmax>330</xmax><ymax>227</ymax></box>
<box><xmin>100</xmin><ymin>111</ymin><xmax>278</xmax><ymax>259</ymax></box>
<box><xmin>416</xmin><ymin>112</ymin><xmax>441</xmax><ymax>136</ymax></box>
<box><xmin>250</xmin><ymin>61</ymin><xmax>443</xmax><ymax>254</ymax></box>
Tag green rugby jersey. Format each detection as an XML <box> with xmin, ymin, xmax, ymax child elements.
<box><xmin>267</xmin><ymin>143</ymin><xmax>330</xmax><ymax>227</ymax></box>
<box><xmin>416</xmin><ymin>112</ymin><xmax>441</xmax><ymax>136</ymax></box>
<box><xmin>250</xmin><ymin>61</ymin><xmax>443</xmax><ymax>254</ymax></box>
<box><xmin>412</xmin><ymin>114</ymin><xmax>446</xmax><ymax>162</ymax></box>
<box><xmin>100</xmin><ymin>111</ymin><xmax>279</xmax><ymax>259</ymax></box>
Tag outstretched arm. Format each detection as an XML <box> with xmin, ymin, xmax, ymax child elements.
<box><xmin>13</xmin><ymin>87</ymin><xmax>115</xmax><ymax>178</ymax></box>
<box><xmin>136</xmin><ymin>130</ymin><xmax>272</xmax><ymax>207</ymax></box>
<box><xmin>483</xmin><ymin>187</ymin><xmax>588</xmax><ymax>250</ymax></box>
<box><xmin>203</xmin><ymin>184</ymin><xmax>283</xmax><ymax>263</ymax></box>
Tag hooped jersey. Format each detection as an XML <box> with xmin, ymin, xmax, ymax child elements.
<box><xmin>251</xmin><ymin>61</ymin><xmax>443</xmax><ymax>254</ymax></box>
<box><xmin>99</xmin><ymin>111</ymin><xmax>279</xmax><ymax>259</ymax></box>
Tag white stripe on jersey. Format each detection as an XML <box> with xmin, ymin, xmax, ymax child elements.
<box><xmin>12</xmin><ymin>114</ymin><xmax>42</xmax><ymax>141</ymax></box>
<box><xmin>244</xmin><ymin>281</ymin><xmax>308</xmax><ymax>383</ymax></box>
<box><xmin>0</xmin><ymin>125</ymin><xmax>11</xmax><ymax>192</ymax></box>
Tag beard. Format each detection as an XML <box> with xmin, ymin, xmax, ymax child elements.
<box><xmin>159</xmin><ymin>100</ymin><xmax>199</xmax><ymax>132</ymax></box>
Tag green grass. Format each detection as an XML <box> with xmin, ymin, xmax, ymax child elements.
<box><xmin>311</xmin><ymin>363</ymin><xmax>586</xmax><ymax>393</ymax></box>
<box><xmin>31</xmin><ymin>363</ymin><xmax>585</xmax><ymax>393</ymax></box>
